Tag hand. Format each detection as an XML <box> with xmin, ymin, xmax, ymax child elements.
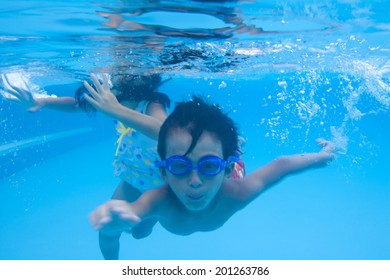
<box><xmin>89</xmin><ymin>199</ymin><xmax>141</xmax><ymax>236</ymax></box>
<box><xmin>83</xmin><ymin>74</ymin><xmax>121</xmax><ymax>116</ymax></box>
<box><xmin>1</xmin><ymin>73</ymin><xmax>44</xmax><ymax>112</ymax></box>
<box><xmin>316</xmin><ymin>138</ymin><xmax>338</xmax><ymax>161</ymax></box>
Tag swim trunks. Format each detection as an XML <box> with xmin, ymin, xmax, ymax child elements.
<box><xmin>232</xmin><ymin>159</ymin><xmax>246</xmax><ymax>179</ymax></box>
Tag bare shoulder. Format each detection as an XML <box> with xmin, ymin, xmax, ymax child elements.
<box><xmin>222</xmin><ymin>173</ymin><xmax>268</xmax><ymax>203</ymax></box>
<box><xmin>221</xmin><ymin>178</ymin><xmax>252</xmax><ymax>201</ymax></box>
<box><xmin>130</xmin><ymin>184</ymin><xmax>172</xmax><ymax>218</ymax></box>
<box><xmin>138</xmin><ymin>184</ymin><xmax>171</xmax><ymax>204</ymax></box>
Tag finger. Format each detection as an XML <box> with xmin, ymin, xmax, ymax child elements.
<box><xmin>90</xmin><ymin>74</ymin><xmax>104</xmax><ymax>93</ymax></box>
<box><xmin>110</xmin><ymin>204</ymin><xmax>131</xmax><ymax>215</ymax></box>
<box><xmin>83</xmin><ymin>81</ymin><xmax>100</xmax><ymax>100</ymax></box>
<box><xmin>4</xmin><ymin>75</ymin><xmax>32</xmax><ymax>102</ymax></box>
<box><xmin>119</xmin><ymin>213</ymin><xmax>141</xmax><ymax>224</ymax></box>
<box><xmin>89</xmin><ymin>210</ymin><xmax>101</xmax><ymax>230</ymax></box>
<box><xmin>19</xmin><ymin>75</ymin><xmax>35</xmax><ymax>103</ymax></box>
<box><xmin>0</xmin><ymin>89</ymin><xmax>21</xmax><ymax>102</ymax></box>
<box><xmin>109</xmin><ymin>202</ymin><xmax>141</xmax><ymax>223</ymax></box>
<box><xmin>90</xmin><ymin>205</ymin><xmax>112</xmax><ymax>230</ymax></box>
<box><xmin>97</xmin><ymin>11</ymin><xmax>110</xmax><ymax>18</ymax></box>
<box><xmin>14</xmin><ymin>86</ymin><xmax>34</xmax><ymax>104</ymax></box>
<box><xmin>316</xmin><ymin>138</ymin><xmax>328</xmax><ymax>147</ymax></box>
<box><xmin>2</xmin><ymin>75</ymin><xmax>21</xmax><ymax>96</ymax></box>
<box><xmin>89</xmin><ymin>211</ymin><xmax>101</xmax><ymax>228</ymax></box>
<box><xmin>27</xmin><ymin>105</ymin><xmax>42</xmax><ymax>112</ymax></box>
<box><xmin>89</xmin><ymin>211</ymin><xmax>102</xmax><ymax>229</ymax></box>
<box><xmin>83</xmin><ymin>93</ymin><xmax>100</xmax><ymax>109</ymax></box>
<box><xmin>102</xmin><ymin>73</ymin><xmax>110</xmax><ymax>90</ymax></box>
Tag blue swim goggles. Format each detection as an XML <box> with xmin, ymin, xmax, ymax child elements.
<box><xmin>155</xmin><ymin>153</ymin><xmax>240</xmax><ymax>176</ymax></box>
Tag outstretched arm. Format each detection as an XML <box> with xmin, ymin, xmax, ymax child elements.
<box><xmin>27</xmin><ymin>96</ymin><xmax>79</xmax><ymax>112</ymax></box>
<box><xmin>89</xmin><ymin>188</ymin><xmax>162</xmax><ymax>236</ymax></box>
<box><xmin>240</xmin><ymin>138</ymin><xmax>337</xmax><ymax>199</ymax></box>
<box><xmin>1</xmin><ymin>73</ymin><xmax>79</xmax><ymax>112</ymax></box>
<box><xmin>83</xmin><ymin>74</ymin><xmax>167</xmax><ymax>140</ymax></box>
<box><xmin>89</xmin><ymin>199</ymin><xmax>142</xmax><ymax>237</ymax></box>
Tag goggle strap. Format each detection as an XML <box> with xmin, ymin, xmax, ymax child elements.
<box><xmin>154</xmin><ymin>160</ymin><xmax>165</xmax><ymax>168</ymax></box>
<box><xmin>227</xmin><ymin>151</ymin><xmax>240</xmax><ymax>163</ymax></box>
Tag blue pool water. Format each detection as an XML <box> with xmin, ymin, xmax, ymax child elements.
<box><xmin>0</xmin><ymin>0</ymin><xmax>389</xmax><ymax>260</ymax></box>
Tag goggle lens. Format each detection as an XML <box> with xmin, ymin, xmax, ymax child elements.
<box><xmin>167</xmin><ymin>158</ymin><xmax>191</xmax><ymax>175</ymax></box>
<box><xmin>198</xmin><ymin>157</ymin><xmax>223</xmax><ymax>175</ymax></box>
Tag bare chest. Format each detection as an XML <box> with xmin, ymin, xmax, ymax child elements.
<box><xmin>159</xmin><ymin>201</ymin><xmax>239</xmax><ymax>236</ymax></box>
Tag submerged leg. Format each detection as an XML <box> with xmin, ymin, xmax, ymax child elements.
<box><xmin>99</xmin><ymin>232</ymin><xmax>121</xmax><ymax>260</ymax></box>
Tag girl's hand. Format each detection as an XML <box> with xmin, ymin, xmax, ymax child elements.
<box><xmin>316</xmin><ymin>138</ymin><xmax>338</xmax><ymax>161</ymax></box>
<box><xmin>83</xmin><ymin>73</ymin><xmax>121</xmax><ymax>116</ymax></box>
<box><xmin>1</xmin><ymin>73</ymin><xmax>44</xmax><ymax>112</ymax></box>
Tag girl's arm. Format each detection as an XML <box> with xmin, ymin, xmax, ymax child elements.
<box><xmin>1</xmin><ymin>74</ymin><xmax>80</xmax><ymax>112</ymax></box>
<box><xmin>99</xmin><ymin>99</ymin><xmax>166</xmax><ymax>140</ymax></box>
<box><xmin>5</xmin><ymin>92</ymin><xmax>79</xmax><ymax>112</ymax></box>
<box><xmin>238</xmin><ymin>139</ymin><xmax>337</xmax><ymax>199</ymax></box>
<box><xmin>31</xmin><ymin>96</ymin><xmax>80</xmax><ymax>112</ymax></box>
<box><xmin>83</xmin><ymin>74</ymin><xmax>167</xmax><ymax>140</ymax></box>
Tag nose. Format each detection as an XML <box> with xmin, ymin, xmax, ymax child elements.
<box><xmin>189</xmin><ymin>170</ymin><xmax>202</xmax><ymax>188</ymax></box>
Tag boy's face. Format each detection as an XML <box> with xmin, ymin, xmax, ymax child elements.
<box><xmin>162</xmin><ymin>128</ymin><xmax>228</xmax><ymax>212</ymax></box>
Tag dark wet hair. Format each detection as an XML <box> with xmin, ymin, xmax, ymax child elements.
<box><xmin>74</xmin><ymin>85</ymin><xmax>95</xmax><ymax>116</ymax></box>
<box><xmin>75</xmin><ymin>74</ymin><xmax>171</xmax><ymax>116</ymax></box>
<box><xmin>158</xmin><ymin>95</ymin><xmax>239</xmax><ymax>160</ymax></box>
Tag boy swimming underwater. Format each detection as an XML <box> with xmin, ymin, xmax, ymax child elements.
<box><xmin>90</xmin><ymin>96</ymin><xmax>337</xmax><ymax>259</ymax></box>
